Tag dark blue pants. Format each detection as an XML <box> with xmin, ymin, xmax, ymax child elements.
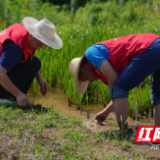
<box><xmin>0</xmin><ymin>56</ymin><xmax>41</xmax><ymax>99</ymax></box>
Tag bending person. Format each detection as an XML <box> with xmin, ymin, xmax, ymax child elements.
<box><xmin>68</xmin><ymin>33</ymin><xmax>160</xmax><ymax>137</ymax></box>
<box><xmin>0</xmin><ymin>17</ymin><xmax>63</xmax><ymax>107</ymax></box>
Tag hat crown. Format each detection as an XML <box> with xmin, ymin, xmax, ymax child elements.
<box><xmin>34</xmin><ymin>19</ymin><xmax>56</xmax><ymax>39</ymax></box>
<box><xmin>69</xmin><ymin>58</ymin><xmax>81</xmax><ymax>78</ymax></box>
<box><xmin>22</xmin><ymin>17</ymin><xmax>63</xmax><ymax>49</ymax></box>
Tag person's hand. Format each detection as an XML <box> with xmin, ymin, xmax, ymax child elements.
<box><xmin>16</xmin><ymin>92</ymin><xmax>30</xmax><ymax>107</ymax></box>
<box><xmin>91</xmin><ymin>111</ymin><xmax>107</xmax><ymax>125</ymax></box>
<box><xmin>37</xmin><ymin>76</ymin><xmax>48</xmax><ymax>95</ymax></box>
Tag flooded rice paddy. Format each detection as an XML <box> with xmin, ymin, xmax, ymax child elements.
<box><xmin>27</xmin><ymin>86</ymin><xmax>153</xmax><ymax>132</ymax></box>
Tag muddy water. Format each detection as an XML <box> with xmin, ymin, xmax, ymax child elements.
<box><xmin>27</xmin><ymin>87</ymin><xmax>153</xmax><ymax>132</ymax></box>
<box><xmin>27</xmin><ymin>87</ymin><xmax>160</xmax><ymax>158</ymax></box>
<box><xmin>27</xmin><ymin>87</ymin><xmax>102</xmax><ymax>119</ymax></box>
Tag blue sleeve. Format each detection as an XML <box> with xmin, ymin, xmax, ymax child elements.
<box><xmin>0</xmin><ymin>40</ymin><xmax>24</xmax><ymax>72</ymax></box>
<box><xmin>85</xmin><ymin>44</ymin><xmax>109</xmax><ymax>70</ymax></box>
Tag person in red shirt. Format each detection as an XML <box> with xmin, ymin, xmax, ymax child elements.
<box><xmin>0</xmin><ymin>17</ymin><xmax>63</xmax><ymax>107</ymax></box>
<box><xmin>69</xmin><ymin>33</ymin><xmax>160</xmax><ymax>138</ymax></box>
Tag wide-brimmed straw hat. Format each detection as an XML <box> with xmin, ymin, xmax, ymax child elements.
<box><xmin>69</xmin><ymin>53</ymin><xmax>89</xmax><ymax>94</ymax></box>
<box><xmin>22</xmin><ymin>17</ymin><xmax>63</xmax><ymax>49</ymax></box>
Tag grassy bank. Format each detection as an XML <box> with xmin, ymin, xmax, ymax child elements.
<box><xmin>0</xmin><ymin>102</ymin><xmax>154</xmax><ymax>160</ymax></box>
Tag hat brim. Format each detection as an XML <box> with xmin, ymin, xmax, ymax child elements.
<box><xmin>22</xmin><ymin>17</ymin><xmax>63</xmax><ymax>49</ymax></box>
<box><xmin>75</xmin><ymin>53</ymin><xmax>89</xmax><ymax>94</ymax></box>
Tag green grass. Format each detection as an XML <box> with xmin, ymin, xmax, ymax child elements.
<box><xmin>0</xmin><ymin>102</ymin><xmax>153</xmax><ymax>160</ymax></box>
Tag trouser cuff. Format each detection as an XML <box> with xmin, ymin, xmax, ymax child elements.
<box><xmin>110</xmin><ymin>86</ymin><xmax>128</xmax><ymax>99</ymax></box>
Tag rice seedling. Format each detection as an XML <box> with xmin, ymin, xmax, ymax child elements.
<box><xmin>99</xmin><ymin>82</ymin><xmax>110</xmax><ymax>107</ymax></box>
<box><xmin>74</xmin><ymin>92</ymin><xmax>84</xmax><ymax>110</ymax></box>
<box><xmin>18</xmin><ymin>0</ymin><xmax>158</xmax><ymax>115</ymax></box>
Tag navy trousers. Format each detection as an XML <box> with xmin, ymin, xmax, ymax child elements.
<box><xmin>0</xmin><ymin>56</ymin><xmax>41</xmax><ymax>99</ymax></box>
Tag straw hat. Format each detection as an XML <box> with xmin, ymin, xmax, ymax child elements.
<box><xmin>69</xmin><ymin>54</ymin><xmax>89</xmax><ymax>94</ymax></box>
<box><xmin>22</xmin><ymin>17</ymin><xmax>63</xmax><ymax>49</ymax></box>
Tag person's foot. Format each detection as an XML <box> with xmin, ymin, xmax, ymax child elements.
<box><xmin>7</xmin><ymin>97</ymin><xmax>16</xmax><ymax>102</ymax></box>
<box><xmin>0</xmin><ymin>98</ymin><xmax>12</xmax><ymax>104</ymax></box>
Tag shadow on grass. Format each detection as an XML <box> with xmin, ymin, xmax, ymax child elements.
<box><xmin>95</xmin><ymin>126</ymin><xmax>134</xmax><ymax>141</ymax></box>
<box><xmin>98</xmin><ymin>125</ymin><xmax>153</xmax><ymax>146</ymax></box>
<box><xmin>1</xmin><ymin>101</ymin><xmax>50</xmax><ymax>114</ymax></box>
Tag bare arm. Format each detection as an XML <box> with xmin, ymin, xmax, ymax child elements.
<box><xmin>35</xmin><ymin>71</ymin><xmax>48</xmax><ymax>95</ymax></box>
<box><xmin>92</xmin><ymin>60</ymin><xmax>118</xmax><ymax>124</ymax></box>
<box><xmin>99</xmin><ymin>60</ymin><xmax>118</xmax><ymax>92</ymax></box>
<box><xmin>92</xmin><ymin>100</ymin><xmax>114</xmax><ymax>124</ymax></box>
<box><xmin>101</xmin><ymin>100</ymin><xmax>114</xmax><ymax>115</ymax></box>
<box><xmin>0</xmin><ymin>65</ymin><xmax>30</xmax><ymax>107</ymax></box>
